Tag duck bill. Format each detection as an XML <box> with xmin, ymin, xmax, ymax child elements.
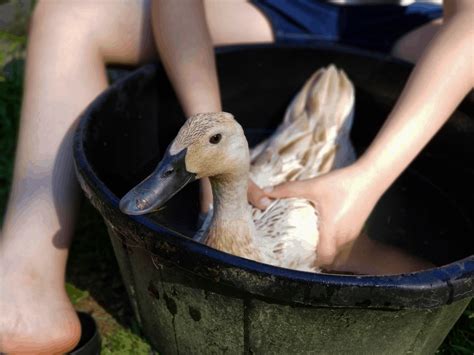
<box><xmin>119</xmin><ymin>148</ymin><xmax>196</xmax><ymax>215</ymax></box>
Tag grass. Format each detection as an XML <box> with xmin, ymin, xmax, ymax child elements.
<box><xmin>0</xmin><ymin>47</ymin><xmax>22</xmax><ymax>221</ymax></box>
<box><xmin>437</xmin><ymin>301</ymin><xmax>474</xmax><ymax>354</ymax></box>
<box><xmin>0</xmin><ymin>31</ymin><xmax>472</xmax><ymax>355</ymax></box>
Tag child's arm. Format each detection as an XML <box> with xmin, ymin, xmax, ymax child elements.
<box><xmin>152</xmin><ymin>1</ymin><xmax>271</xmax><ymax>210</ymax></box>
<box><xmin>267</xmin><ymin>0</ymin><xmax>474</xmax><ymax>267</ymax></box>
<box><xmin>357</xmin><ymin>0</ymin><xmax>473</xmax><ymax>199</ymax></box>
<box><xmin>151</xmin><ymin>1</ymin><xmax>221</xmax><ymax>212</ymax></box>
<box><xmin>152</xmin><ymin>0</ymin><xmax>221</xmax><ymax>116</ymax></box>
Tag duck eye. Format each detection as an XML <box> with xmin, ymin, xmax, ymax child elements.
<box><xmin>209</xmin><ymin>134</ymin><xmax>222</xmax><ymax>144</ymax></box>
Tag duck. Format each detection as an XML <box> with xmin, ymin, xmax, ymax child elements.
<box><xmin>120</xmin><ymin>65</ymin><xmax>355</xmax><ymax>272</ymax></box>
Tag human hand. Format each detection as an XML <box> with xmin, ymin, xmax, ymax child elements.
<box><xmin>247</xmin><ymin>179</ymin><xmax>272</xmax><ymax>210</ymax></box>
<box><xmin>200</xmin><ymin>177</ymin><xmax>272</xmax><ymax>212</ymax></box>
<box><xmin>263</xmin><ymin>164</ymin><xmax>382</xmax><ymax>268</ymax></box>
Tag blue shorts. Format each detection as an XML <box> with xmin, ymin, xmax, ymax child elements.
<box><xmin>251</xmin><ymin>0</ymin><xmax>442</xmax><ymax>53</ymax></box>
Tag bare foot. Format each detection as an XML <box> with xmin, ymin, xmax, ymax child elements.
<box><xmin>0</xmin><ymin>265</ymin><xmax>81</xmax><ymax>354</ymax></box>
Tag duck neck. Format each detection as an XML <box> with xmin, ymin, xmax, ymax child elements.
<box><xmin>211</xmin><ymin>170</ymin><xmax>250</xmax><ymax>220</ymax></box>
<box><xmin>205</xmin><ymin>170</ymin><xmax>261</xmax><ymax>261</ymax></box>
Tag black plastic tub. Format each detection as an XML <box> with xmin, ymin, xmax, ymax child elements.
<box><xmin>74</xmin><ymin>44</ymin><xmax>474</xmax><ymax>354</ymax></box>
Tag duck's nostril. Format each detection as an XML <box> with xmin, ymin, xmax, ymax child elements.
<box><xmin>136</xmin><ymin>198</ymin><xmax>148</xmax><ymax>210</ymax></box>
<box><xmin>161</xmin><ymin>168</ymin><xmax>174</xmax><ymax>178</ymax></box>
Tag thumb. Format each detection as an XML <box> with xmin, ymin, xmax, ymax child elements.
<box><xmin>314</xmin><ymin>224</ymin><xmax>338</xmax><ymax>267</ymax></box>
<box><xmin>248</xmin><ymin>179</ymin><xmax>272</xmax><ymax>210</ymax></box>
<box><xmin>265</xmin><ymin>180</ymin><xmax>308</xmax><ymax>200</ymax></box>
<box><xmin>315</xmin><ymin>237</ymin><xmax>337</xmax><ymax>267</ymax></box>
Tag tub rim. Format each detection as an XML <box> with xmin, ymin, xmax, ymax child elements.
<box><xmin>73</xmin><ymin>43</ymin><xmax>474</xmax><ymax>309</ymax></box>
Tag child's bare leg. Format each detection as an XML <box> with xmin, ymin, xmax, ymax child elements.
<box><xmin>393</xmin><ymin>17</ymin><xmax>474</xmax><ymax>105</ymax></box>
<box><xmin>392</xmin><ymin>18</ymin><xmax>443</xmax><ymax>63</ymax></box>
<box><xmin>0</xmin><ymin>1</ymin><xmax>156</xmax><ymax>353</ymax></box>
<box><xmin>0</xmin><ymin>0</ymin><xmax>271</xmax><ymax>353</ymax></box>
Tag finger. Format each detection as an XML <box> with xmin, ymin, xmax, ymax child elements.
<box><xmin>314</xmin><ymin>226</ymin><xmax>337</xmax><ymax>267</ymax></box>
<box><xmin>265</xmin><ymin>181</ymin><xmax>308</xmax><ymax>200</ymax></box>
<box><xmin>248</xmin><ymin>179</ymin><xmax>272</xmax><ymax>210</ymax></box>
<box><xmin>316</xmin><ymin>240</ymin><xmax>337</xmax><ymax>267</ymax></box>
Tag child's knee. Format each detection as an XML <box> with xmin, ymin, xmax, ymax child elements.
<box><xmin>29</xmin><ymin>0</ymin><xmax>155</xmax><ymax>66</ymax></box>
<box><xmin>391</xmin><ymin>19</ymin><xmax>442</xmax><ymax>63</ymax></box>
<box><xmin>30</xmin><ymin>1</ymin><xmax>101</xmax><ymax>44</ymax></box>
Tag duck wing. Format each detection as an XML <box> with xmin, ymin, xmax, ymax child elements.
<box><xmin>249</xmin><ymin>65</ymin><xmax>356</xmax><ymax>271</ymax></box>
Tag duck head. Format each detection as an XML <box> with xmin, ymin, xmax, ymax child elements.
<box><xmin>120</xmin><ymin>112</ymin><xmax>249</xmax><ymax>215</ymax></box>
